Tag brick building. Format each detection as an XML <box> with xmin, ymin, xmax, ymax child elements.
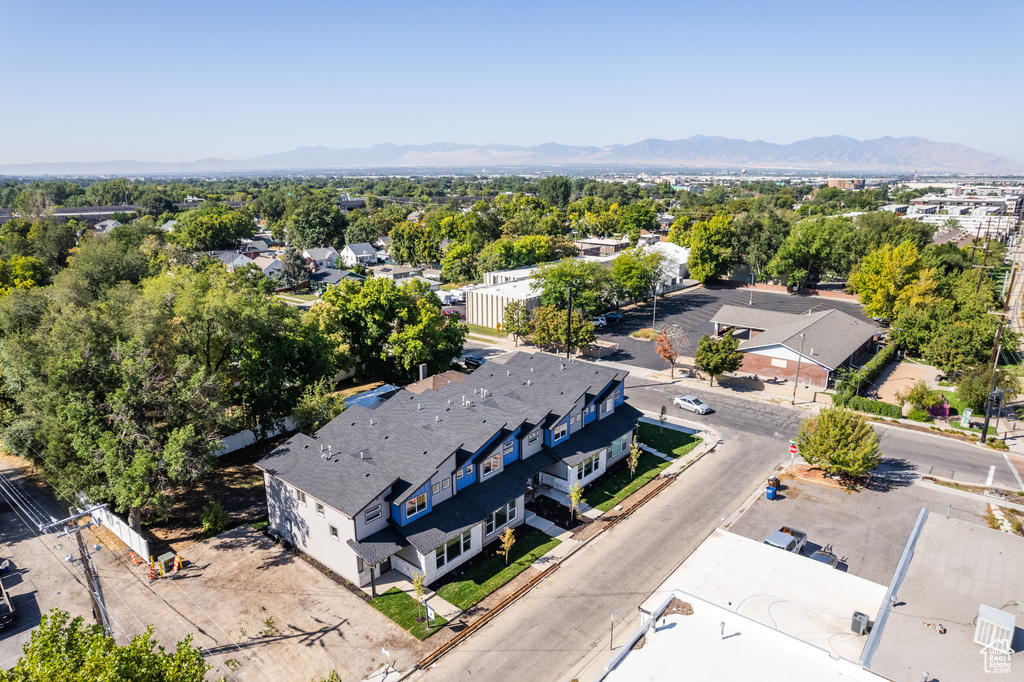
<box><xmin>710</xmin><ymin>305</ymin><xmax>878</xmax><ymax>389</ymax></box>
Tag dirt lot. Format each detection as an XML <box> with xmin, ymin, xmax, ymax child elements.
<box><xmin>727</xmin><ymin>470</ymin><xmax>991</xmax><ymax>585</ymax></box>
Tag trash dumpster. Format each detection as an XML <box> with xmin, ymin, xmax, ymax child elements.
<box><xmin>766</xmin><ymin>486</ymin><xmax>777</xmax><ymax>501</ymax></box>
<box><xmin>768</xmin><ymin>476</ymin><xmax>780</xmax><ymax>489</ymax></box>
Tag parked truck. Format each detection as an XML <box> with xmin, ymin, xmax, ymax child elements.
<box><xmin>764</xmin><ymin>526</ymin><xmax>808</xmax><ymax>555</ymax></box>
<box><xmin>0</xmin><ymin>574</ymin><xmax>15</xmax><ymax>631</ymax></box>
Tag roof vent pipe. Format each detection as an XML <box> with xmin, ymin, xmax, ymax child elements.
<box><xmin>507</xmin><ymin>370</ymin><xmax>510</xmax><ymax>376</ymax></box>
<box><xmin>436</xmin><ymin>415</ymin><xmax>440</xmax><ymax>423</ymax></box>
<box><xmin>561</xmin><ymin>364</ymin><xmax>565</xmax><ymax>371</ymax></box>
<box><xmin>328</xmin><ymin>445</ymin><xmax>333</xmax><ymax>458</ymax></box>
<box><xmin>527</xmin><ymin>379</ymin><xmax>532</xmax><ymax>386</ymax></box>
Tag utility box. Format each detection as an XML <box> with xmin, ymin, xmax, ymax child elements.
<box><xmin>851</xmin><ymin>611</ymin><xmax>869</xmax><ymax>635</ymax></box>
<box><xmin>157</xmin><ymin>551</ymin><xmax>176</xmax><ymax>574</ymax></box>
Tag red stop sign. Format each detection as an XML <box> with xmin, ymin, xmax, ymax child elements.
<box><xmin>789</xmin><ymin>444</ymin><xmax>798</xmax><ymax>455</ymax></box>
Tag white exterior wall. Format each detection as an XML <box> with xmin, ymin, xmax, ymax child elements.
<box><xmin>466</xmin><ymin>287</ymin><xmax>541</xmax><ymax>329</ymax></box>
<box><xmin>354</xmin><ymin>490</ymin><xmax>392</xmax><ymax>541</ymax></box>
<box><xmin>421</xmin><ymin>523</ymin><xmax>484</xmax><ymax>584</ymax></box>
<box><xmin>569</xmin><ymin>447</ymin><xmax>608</xmax><ymax>487</ymax></box>
<box><xmin>540</xmin><ymin>470</ymin><xmax>570</xmax><ymax>493</ymax></box>
<box><xmin>521</xmin><ymin>427</ymin><xmax>544</xmax><ymax>458</ymax></box>
<box><xmin>264</xmin><ymin>473</ymin><xmax>362</xmax><ymax>585</ymax></box>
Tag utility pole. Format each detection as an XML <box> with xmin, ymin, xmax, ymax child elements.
<box><xmin>791</xmin><ymin>333</ymin><xmax>806</xmax><ymax>405</ymax></box>
<box><xmin>976</xmin><ymin>233</ymin><xmax>992</xmax><ymax>295</ymax></box>
<box><xmin>566</xmin><ymin>286</ymin><xmax>573</xmax><ymax>360</ymax></box>
<box><xmin>43</xmin><ymin>506</ymin><xmax>112</xmax><ymax>634</ymax></box>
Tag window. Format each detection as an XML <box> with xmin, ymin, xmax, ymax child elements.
<box><xmin>405</xmin><ymin>493</ymin><xmax>427</xmax><ymax>518</ymax></box>
<box><xmin>315</xmin><ymin>501</ymin><xmax>325</xmax><ymax>517</ymax></box>
<box><xmin>576</xmin><ymin>453</ymin><xmax>600</xmax><ymax>480</ymax></box>
<box><xmin>485</xmin><ymin>502</ymin><xmax>517</xmax><ymax>535</ymax></box>
<box><xmin>456</xmin><ymin>468</ymin><xmax>464</xmax><ymax>480</ymax></box>
<box><xmin>553</xmin><ymin>423</ymin><xmax>567</xmax><ymax>441</ymax></box>
<box><xmin>435</xmin><ymin>530</ymin><xmax>472</xmax><ymax>567</ymax></box>
<box><xmin>502</xmin><ymin>439</ymin><xmax>513</xmax><ymax>455</ymax></box>
<box><xmin>482</xmin><ymin>454</ymin><xmax>500</xmax><ymax>477</ymax></box>
<box><xmin>432</xmin><ymin>482</ymin><xmax>440</xmax><ymax>494</ymax></box>
<box><xmin>296</xmin><ymin>490</ymin><xmax>306</xmax><ymax>505</ymax></box>
<box><xmin>602</xmin><ymin>397</ymin><xmax>614</xmax><ymax>416</ymax></box>
<box><xmin>442</xmin><ymin>478</ymin><xmax>450</xmax><ymax>490</ymax></box>
<box><xmin>466</xmin><ymin>465</ymin><xmax>473</xmax><ymax>475</ymax></box>
<box><xmin>365</xmin><ymin>504</ymin><xmax>382</xmax><ymax>523</ymax></box>
<box><xmin>328</xmin><ymin>525</ymin><xmax>338</xmax><ymax>540</ymax></box>
<box><xmin>528</xmin><ymin>430</ymin><xmax>539</xmax><ymax>445</ymax></box>
<box><xmin>587</xmin><ymin>405</ymin><xmax>595</xmax><ymax>415</ymax></box>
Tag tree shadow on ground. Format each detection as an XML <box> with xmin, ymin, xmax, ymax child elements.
<box><xmin>866</xmin><ymin>457</ymin><xmax>918</xmax><ymax>492</ymax></box>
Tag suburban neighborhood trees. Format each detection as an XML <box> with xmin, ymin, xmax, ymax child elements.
<box><xmin>693</xmin><ymin>331</ymin><xmax>743</xmax><ymax>386</ymax></box>
<box><xmin>276</xmin><ymin>246</ymin><xmax>308</xmax><ymax>288</ymax></box>
<box><xmin>569</xmin><ymin>481</ymin><xmax>584</xmax><ymax>521</ymax></box>
<box><xmin>611</xmin><ymin>247</ymin><xmax>666</xmax><ymax>303</ymax></box>
<box><xmin>687</xmin><ymin>212</ymin><xmax>735</xmax><ymax>283</ymax></box>
<box><xmin>795</xmin><ymin>406</ymin><xmax>881</xmax><ymax>479</ymax></box>
<box><xmin>498</xmin><ymin>526</ymin><xmax>516</xmax><ymax>566</ymax></box>
<box><xmin>627</xmin><ymin>438</ymin><xmax>641</xmax><ymax>478</ymax></box>
<box><xmin>849</xmin><ymin>241</ymin><xmax>938</xmax><ymax>319</ymax></box>
<box><xmin>654</xmin><ymin>330</ymin><xmax>679</xmax><ymax>377</ymax></box>
<box><xmin>172</xmin><ymin>204</ymin><xmax>255</xmax><ymax>251</ymax></box>
<box><xmin>532</xmin><ymin>259</ymin><xmax>613</xmax><ymax>316</ymax></box>
<box><xmin>538</xmin><ymin>175</ymin><xmax>572</xmax><ymax>209</ymax></box>
<box><xmin>530</xmin><ymin>305</ymin><xmax>596</xmax><ymax>352</ymax></box>
<box><xmin>288</xmin><ymin>193</ymin><xmax>348</xmax><ymax>249</ymax></box>
<box><xmin>0</xmin><ymin>609</ymin><xmax>209</xmax><ymax>682</ymax></box>
<box><xmin>502</xmin><ymin>300</ymin><xmax>533</xmax><ymax>346</ymax></box>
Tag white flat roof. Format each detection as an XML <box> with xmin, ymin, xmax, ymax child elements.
<box><xmin>607</xmin><ymin>592</ymin><xmax>879</xmax><ymax>682</ymax></box>
<box><xmin>638</xmin><ymin>529</ymin><xmax>887</xmax><ymax>663</ymax></box>
<box><xmin>467</xmin><ymin>278</ymin><xmax>539</xmax><ymax>299</ymax></box>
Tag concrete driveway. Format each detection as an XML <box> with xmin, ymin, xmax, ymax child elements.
<box><xmin>598</xmin><ymin>286</ymin><xmax>872</xmax><ymax>370</ymax></box>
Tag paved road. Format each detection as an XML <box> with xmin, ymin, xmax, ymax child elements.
<box><xmin>418</xmin><ymin>401</ymin><xmax>784</xmax><ymax>682</ymax></box>
<box><xmin>419</xmin><ymin>362</ymin><xmax>1021</xmax><ymax>682</ymax></box>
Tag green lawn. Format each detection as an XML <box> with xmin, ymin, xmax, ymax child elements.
<box><xmin>369</xmin><ymin>588</ymin><xmax>448</xmax><ymax>640</ymax></box>
<box><xmin>436</xmin><ymin>526</ymin><xmax>560</xmax><ymax>610</ymax></box>
<box><xmin>464</xmin><ymin>323</ymin><xmax>503</xmax><ymax>338</ymax></box>
<box><xmin>637</xmin><ymin>423</ymin><xmax>700</xmax><ymax>458</ymax></box>
<box><xmin>587</xmin><ymin>451</ymin><xmax>674</xmax><ymax>512</ymax></box>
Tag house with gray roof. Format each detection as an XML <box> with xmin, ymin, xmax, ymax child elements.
<box><xmin>308</xmin><ymin>267</ymin><xmax>365</xmax><ymax>292</ymax></box>
<box><xmin>302</xmin><ymin>247</ymin><xmax>339</xmax><ymax>269</ymax></box>
<box><xmin>340</xmin><ymin>242</ymin><xmax>378</xmax><ymax>268</ymax></box>
<box><xmin>256</xmin><ymin>352</ymin><xmax>637</xmax><ymax>594</ymax></box>
<box><xmin>710</xmin><ymin>305</ymin><xmax>878</xmax><ymax>389</ymax></box>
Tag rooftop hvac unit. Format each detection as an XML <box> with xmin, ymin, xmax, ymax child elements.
<box><xmin>851</xmin><ymin>611</ymin><xmax>869</xmax><ymax>636</ymax></box>
<box><xmin>974</xmin><ymin>604</ymin><xmax>1016</xmax><ymax>655</ymax></box>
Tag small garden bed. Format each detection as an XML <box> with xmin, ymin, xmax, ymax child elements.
<box><xmin>433</xmin><ymin>525</ymin><xmax>560</xmax><ymax>610</ymax></box>
<box><xmin>587</xmin><ymin>451</ymin><xmax>674</xmax><ymax>512</ymax></box>
<box><xmin>369</xmin><ymin>588</ymin><xmax>448</xmax><ymax>640</ymax></box>
<box><xmin>637</xmin><ymin>423</ymin><xmax>700</xmax><ymax>458</ymax></box>
<box><xmin>630</xmin><ymin>328</ymin><xmax>659</xmax><ymax>341</ymax></box>
<box><xmin>785</xmin><ymin>464</ymin><xmax>867</xmax><ymax>491</ymax></box>
<box><xmin>526</xmin><ymin>493</ymin><xmax>592</xmax><ymax>533</ymax></box>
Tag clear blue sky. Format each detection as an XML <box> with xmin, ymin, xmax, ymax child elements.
<box><xmin>4</xmin><ymin>0</ymin><xmax>1023</xmax><ymax>164</ymax></box>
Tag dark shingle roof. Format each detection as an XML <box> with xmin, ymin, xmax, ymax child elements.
<box><xmin>710</xmin><ymin>304</ymin><xmax>801</xmax><ymax>331</ymax></box>
<box><xmin>545</xmin><ymin>404</ymin><xmax>642</xmax><ymax>466</ymax></box>
<box><xmin>399</xmin><ymin>451</ymin><xmax>556</xmax><ymax>554</ymax></box>
<box><xmin>346</xmin><ymin>525</ymin><xmax>407</xmax><ymax>565</ymax></box>
<box><xmin>738</xmin><ymin>309</ymin><xmax>877</xmax><ymax>370</ymax></box>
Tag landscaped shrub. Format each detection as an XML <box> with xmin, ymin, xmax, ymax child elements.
<box><xmin>907</xmin><ymin>407</ymin><xmax>931</xmax><ymax>422</ymax></box>
<box><xmin>847</xmin><ymin>395</ymin><xmax>902</xmax><ymax>419</ymax></box>
<box><xmin>986</xmin><ymin>438</ymin><xmax>1009</xmax><ymax>451</ymax></box>
<box><xmin>201</xmin><ymin>501</ymin><xmax>229</xmax><ymax>538</ymax></box>
<box><xmin>833</xmin><ymin>344</ymin><xmax>897</xmax><ymax>405</ymax></box>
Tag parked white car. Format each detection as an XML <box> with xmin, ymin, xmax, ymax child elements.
<box><xmin>673</xmin><ymin>395</ymin><xmax>711</xmax><ymax>414</ymax></box>
<box><xmin>592</xmin><ymin>315</ymin><xmax>608</xmax><ymax>327</ymax></box>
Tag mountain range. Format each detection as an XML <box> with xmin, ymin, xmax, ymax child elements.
<box><xmin>3</xmin><ymin>135</ymin><xmax>1022</xmax><ymax>176</ymax></box>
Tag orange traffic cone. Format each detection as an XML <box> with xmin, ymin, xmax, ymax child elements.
<box><xmin>149</xmin><ymin>558</ymin><xmax>158</xmax><ymax>582</ymax></box>
<box><xmin>172</xmin><ymin>555</ymin><xmax>181</xmax><ymax>573</ymax></box>
<box><xmin>129</xmin><ymin>551</ymin><xmax>140</xmax><ymax>565</ymax></box>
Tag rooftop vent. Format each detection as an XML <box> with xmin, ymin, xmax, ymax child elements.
<box><xmin>507</xmin><ymin>370</ymin><xmax>510</xmax><ymax>376</ymax></box>
<box><xmin>527</xmin><ymin>379</ymin><xmax>532</xmax><ymax>386</ymax></box>
<box><xmin>560</xmin><ymin>364</ymin><xmax>565</xmax><ymax>371</ymax></box>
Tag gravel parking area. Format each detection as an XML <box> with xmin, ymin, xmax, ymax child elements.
<box><xmin>599</xmin><ymin>287</ymin><xmax>871</xmax><ymax>370</ymax></box>
<box><xmin>726</xmin><ymin>470</ymin><xmax>990</xmax><ymax>585</ymax></box>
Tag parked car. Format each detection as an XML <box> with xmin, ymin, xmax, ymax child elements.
<box><xmin>604</xmin><ymin>311</ymin><xmax>623</xmax><ymax>322</ymax></box>
<box><xmin>809</xmin><ymin>544</ymin><xmax>839</xmax><ymax>568</ymax></box>
<box><xmin>443</xmin><ymin>309</ymin><xmax>465</xmax><ymax>319</ymax></box>
<box><xmin>763</xmin><ymin>527</ymin><xmax>808</xmax><ymax>555</ymax></box>
<box><xmin>464</xmin><ymin>355</ymin><xmax>486</xmax><ymax>369</ymax></box>
<box><xmin>592</xmin><ymin>315</ymin><xmax>608</xmax><ymax>327</ymax></box>
<box><xmin>672</xmin><ymin>395</ymin><xmax>711</xmax><ymax>414</ymax></box>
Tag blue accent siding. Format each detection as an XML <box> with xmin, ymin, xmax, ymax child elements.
<box><xmin>544</xmin><ymin>417</ymin><xmax>569</xmax><ymax>447</ymax></box>
<box><xmin>455</xmin><ymin>463</ymin><xmax>476</xmax><ymax>491</ymax></box>
<box><xmin>392</xmin><ymin>481</ymin><xmax>432</xmax><ymax>526</ymax></box>
<box><xmin>614</xmin><ymin>381</ymin><xmax>624</xmax><ymax>406</ymax></box>
<box><xmin>501</xmin><ymin>427</ymin><xmax>522</xmax><ymax>465</ymax></box>
<box><xmin>468</xmin><ymin>431</ymin><xmax>503</xmax><ymax>464</ymax></box>
<box><xmin>583</xmin><ymin>404</ymin><xmax>597</xmax><ymax>426</ymax></box>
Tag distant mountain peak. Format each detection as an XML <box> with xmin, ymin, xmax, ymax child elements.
<box><xmin>2</xmin><ymin>135</ymin><xmax>1021</xmax><ymax>175</ymax></box>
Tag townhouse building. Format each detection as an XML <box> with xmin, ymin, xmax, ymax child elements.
<box><xmin>256</xmin><ymin>352</ymin><xmax>639</xmax><ymax>593</ymax></box>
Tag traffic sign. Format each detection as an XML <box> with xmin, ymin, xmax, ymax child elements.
<box><xmin>789</xmin><ymin>444</ymin><xmax>798</xmax><ymax>455</ymax></box>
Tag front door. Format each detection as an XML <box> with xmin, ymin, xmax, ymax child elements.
<box><xmin>379</xmin><ymin>558</ymin><xmax>392</xmax><ymax>575</ymax></box>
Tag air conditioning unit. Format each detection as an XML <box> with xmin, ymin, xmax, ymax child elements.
<box><xmin>851</xmin><ymin>611</ymin><xmax>869</xmax><ymax>635</ymax></box>
<box><xmin>975</xmin><ymin>604</ymin><xmax>1016</xmax><ymax>654</ymax></box>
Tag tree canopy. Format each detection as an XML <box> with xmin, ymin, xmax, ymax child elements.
<box><xmin>172</xmin><ymin>204</ymin><xmax>255</xmax><ymax>251</ymax></box>
<box><xmin>694</xmin><ymin>331</ymin><xmax>743</xmax><ymax>386</ymax></box>
<box><xmin>795</xmin><ymin>407</ymin><xmax>881</xmax><ymax>479</ymax></box>
<box><xmin>687</xmin><ymin>213</ymin><xmax>735</xmax><ymax>283</ymax></box>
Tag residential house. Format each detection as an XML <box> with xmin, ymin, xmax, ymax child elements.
<box><xmin>256</xmin><ymin>353</ymin><xmax>638</xmax><ymax>592</ymax></box>
<box><xmin>709</xmin><ymin>305</ymin><xmax>878</xmax><ymax>389</ymax></box>
<box><xmin>371</xmin><ymin>265</ymin><xmax>422</xmax><ymax>280</ymax></box>
<box><xmin>309</xmin><ymin>267</ymin><xmax>364</xmax><ymax>292</ymax></box>
<box><xmin>340</xmin><ymin>243</ymin><xmax>378</xmax><ymax>268</ymax></box>
<box><xmin>205</xmin><ymin>249</ymin><xmax>252</xmax><ymax>271</ymax></box>
<box><xmin>94</xmin><ymin>219</ymin><xmax>122</xmax><ymax>232</ymax></box>
<box><xmin>303</xmin><ymin>247</ymin><xmax>340</xmax><ymax>269</ymax></box>
<box><xmin>252</xmin><ymin>255</ymin><xmax>283</xmax><ymax>278</ymax></box>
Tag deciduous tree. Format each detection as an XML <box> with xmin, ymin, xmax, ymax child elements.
<box><xmin>687</xmin><ymin>212</ymin><xmax>735</xmax><ymax>283</ymax></box>
<box><xmin>288</xmin><ymin>194</ymin><xmax>348</xmax><ymax>249</ymax></box>
<box><xmin>172</xmin><ymin>204</ymin><xmax>255</xmax><ymax>251</ymax></box>
<box><xmin>654</xmin><ymin>330</ymin><xmax>678</xmax><ymax>378</ymax></box>
<box><xmin>795</xmin><ymin>407</ymin><xmax>881</xmax><ymax>479</ymax></box>
<box><xmin>694</xmin><ymin>330</ymin><xmax>743</xmax><ymax>386</ymax></box>
<box><xmin>498</xmin><ymin>526</ymin><xmax>516</xmax><ymax>566</ymax></box>
<box><xmin>502</xmin><ymin>300</ymin><xmax>533</xmax><ymax>346</ymax></box>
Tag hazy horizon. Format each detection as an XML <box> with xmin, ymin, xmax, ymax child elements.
<box><xmin>4</xmin><ymin>0</ymin><xmax>1022</xmax><ymax>165</ymax></box>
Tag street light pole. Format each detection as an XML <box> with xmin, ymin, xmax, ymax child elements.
<box><xmin>791</xmin><ymin>333</ymin><xmax>806</xmax><ymax>406</ymax></box>
<box><xmin>652</xmin><ymin>283</ymin><xmax>659</xmax><ymax>330</ymax></box>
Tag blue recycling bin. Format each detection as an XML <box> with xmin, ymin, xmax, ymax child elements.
<box><xmin>766</xmin><ymin>486</ymin><xmax>777</xmax><ymax>500</ymax></box>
